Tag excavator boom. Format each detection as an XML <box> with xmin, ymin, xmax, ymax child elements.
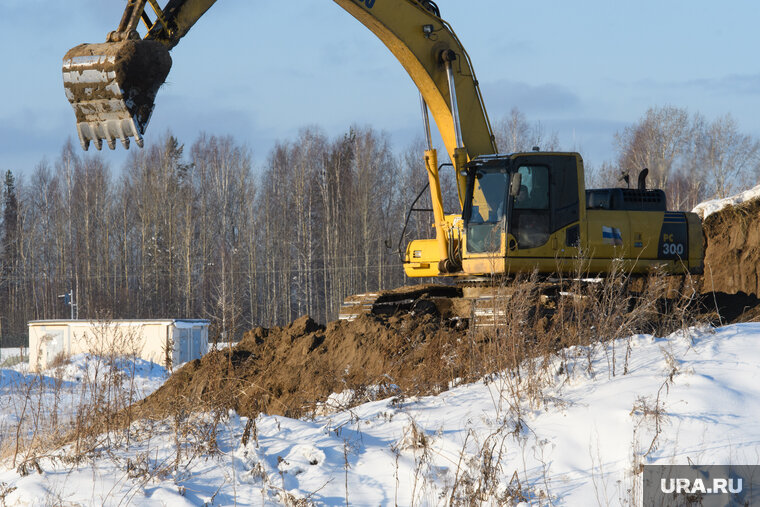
<box><xmin>62</xmin><ymin>0</ymin><xmax>496</xmax><ymax>165</ymax></box>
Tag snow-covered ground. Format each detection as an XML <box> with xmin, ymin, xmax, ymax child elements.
<box><xmin>692</xmin><ymin>183</ymin><xmax>760</xmax><ymax>218</ymax></box>
<box><xmin>0</xmin><ymin>348</ymin><xmax>28</xmax><ymax>364</ymax></box>
<box><xmin>1</xmin><ymin>324</ymin><xmax>760</xmax><ymax>505</ymax></box>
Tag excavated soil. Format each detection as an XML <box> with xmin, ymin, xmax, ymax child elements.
<box><xmin>701</xmin><ymin>198</ymin><xmax>760</xmax><ymax>298</ymax></box>
<box><xmin>135</xmin><ymin>312</ymin><xmax>470</xmax><ymax>420</ymax></box>
<box><xmin>131</xmin><ymin>197</ymin><xmax>760</xmax><ymax>421</ymax></box>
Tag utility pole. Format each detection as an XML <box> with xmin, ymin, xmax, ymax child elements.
<box><xmin>58</xmin><ymin>289</ymin><xmax>78</xmax><ymax>320</ymax></box>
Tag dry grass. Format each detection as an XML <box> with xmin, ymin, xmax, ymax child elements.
<box><xmin>462</xmin><ymin>264</ymin><xmax>701</xmax><ymax>411</ymax></box>
<box><xmin>0</xmin><ymin>270</ymin><xmax>704</xmax><ymax>505</ymax></box>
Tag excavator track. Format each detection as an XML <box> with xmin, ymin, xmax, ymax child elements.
<box><xmin>338</xmin><ymin>285</ymin><xmax>463</xmax><ymax>322</ymax></box>
<box><xmin>337</xmin><ymin>276</ymin><xmax>680</xmax><ymax>330</ymax></box>
<box><xmin>337</xmin><ymin>280</ymin><xmax>560</xmax><ymax>327</ymax></box>
<box><xmin>338</xmin><ymin>293</ymin><xmax>382</xmax><ymax>321</ymax></box>
<box><xmin>464</xmin><ymin>282</ymin><xmax>562</xmax><ymax>329</ymax></box>
<box><xmin>471</xmin><ymin>293</ymin><xmax>510</xmax><ymax>329</ymax></box>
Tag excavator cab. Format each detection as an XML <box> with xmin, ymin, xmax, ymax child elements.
<box><xmin>459</xmin><ymin>153</ymin><xmax>581</xmax><ymax>260</ymax></box>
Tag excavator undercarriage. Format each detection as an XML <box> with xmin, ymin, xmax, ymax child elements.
<box><xmin>337</xmin><ymin>281</ymin><xmax>567</xmax><ymax>329</ymax></box>
<box><xmin>337</xmin><ymin>273</ymin><xmax>700</xmax><ymax>331</ymax></box>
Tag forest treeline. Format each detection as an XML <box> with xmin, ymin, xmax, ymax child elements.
<box><xmin>1</xmin><ymin>106</ymin><xmax>758</xmax><ymax>345</ymax></box>
<box><xmin>0</xmin><ymin>127</ymin><xmax>435</xmax><ymax>345</ymax></box>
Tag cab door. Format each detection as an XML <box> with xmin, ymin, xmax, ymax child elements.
<box><xmin>509</xmin><ymin>155</ymin><xmax>581</xmax><ymax>265</ymax></box>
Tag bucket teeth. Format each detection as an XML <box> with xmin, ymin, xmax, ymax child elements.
<box><xmin>62</xmin><ymin>40</ymin><xmax>171</xmax><ymax>151</ymax></box>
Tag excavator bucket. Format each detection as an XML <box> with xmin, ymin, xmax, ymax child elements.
<box><xmin>62</xmin><ymin>40</ymin><xmax>171</xmax><ymax>151</ymax></box>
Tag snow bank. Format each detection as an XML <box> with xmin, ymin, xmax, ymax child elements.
<box><xmin>2</xmin><ymin>325</ymin><xmax>760</xmax><ymax>505</ymax></box>
<box><xmin>0</xmin><ymin>347</ymin><xmax>28</xmax><ymax>364</ymax></box>
<box><xmin>0</xmin><ymin>354</ymin><xmax>168</xmax><ymax>450</ymax></box>
<box><xmin>692</xmin><ymin>183</ymin><xmax>760</xmax><ymax>218</ymax></box>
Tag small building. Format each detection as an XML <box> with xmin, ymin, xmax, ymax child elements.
<box><xmin>28</xmin><ymin>319</ymin><xmax>209</xmax><ymax>372</ymax></box>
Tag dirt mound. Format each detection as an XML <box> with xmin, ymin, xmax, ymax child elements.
<box><xmin>128</xmin><ymin>198</ymin><xmax>760</xmax><ymax>422</ymax></box>
<box><xmin>698</xmin><ymin>291</ymin><xmax>760</xmax><ymax>323</ymax></box>
<box><xmin>133</xmin><ymin>287</ymin><xmax>759</xmax><ymax>422</ymax></box>
<box><xmin>701</xmin><ymin>197</ymin><xmax>760</xmax><ymax>297</ymax></box>
<box><xmin>135</xmin><ymin>312</ymin><xmax>469</xmax><ymax>420</ymax></box>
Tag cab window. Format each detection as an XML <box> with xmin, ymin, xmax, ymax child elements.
<box><xmin>513</xmin><ymin>166</ymin><xmax>549</xmax><ymax>210</ymax></box>
<box><xmin>466</xmin><ymin>167</ymin><xmax>508</xmax><ymax>253</ymax></box>
<box><xmin>511</xmin><ymin>165</ymin><xmax>550</xmax><ymax>249</ymax></box>
<box><xmin>469</xmin><ymin>170</ymin><xmax>508</xmax><ymax>224</ymax></box>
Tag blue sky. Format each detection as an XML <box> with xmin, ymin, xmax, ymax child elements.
<box><xmin>3</xmin><ymin>0</ymin><xmax>760</xmax><ymax>176</ymax></box>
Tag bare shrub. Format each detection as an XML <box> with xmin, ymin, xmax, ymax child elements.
<box><xmin>445</xmin><ymin>425</ymin><xmax>552</xmax><ymax>506</ymax></box>
<box><xmin>0</xmin><ymin>482</ymin><xmax>17</xmax><ymax>506</ymax></box>
<box><xmin>1</xmin><ymin>319</ymin><xmax>155</xmax><ymax>472</ymax></box>
<box><xmin>47</xmin><ymin>352</ymin><xmax>71</xmax><ymax>370</ymax></box>
<box><xmin>0</xmin><ymin>354</ymin><xmax>25</xmax><ymax>368</ymax></box>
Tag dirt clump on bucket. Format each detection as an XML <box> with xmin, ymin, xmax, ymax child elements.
<box><xmin>63</xmin><ymin>40</ymin><xmax>171</xmax><ymax>130</ymax></box>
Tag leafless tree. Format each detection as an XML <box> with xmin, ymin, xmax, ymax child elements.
<box><xmin>615</xmin><ymin>105</ymin><xmax>693</xmax><ymax>191</ymax></box>
<box><xmin>613</xmin><ymin>106</ymin><xmax>760</xmax><ymax>209</ymax></box>
<box><xmin>494</xmin><ymin>107</ymin><xmax>560</xmax><ymax>153</ymax></box>
<box><xmin>696</xmin><ymin>114</ymin><xmax>760</xmax><ymax>199</ymax></box>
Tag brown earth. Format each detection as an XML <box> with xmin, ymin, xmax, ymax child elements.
<box><xmin>131</xmin><ymin>197</ymin><xmax>760</xmax><ymax>422</ymax></box>
<box><xmin>701</xmin><ymin>197</ymin><xmax>760</xmax><ymax>298</ymax></box>
<box><xmin>135</xmin><ymin>312</ymin><xmax>471</xmax><ymax>420</ymax></box>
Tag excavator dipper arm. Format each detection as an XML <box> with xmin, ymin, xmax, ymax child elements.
<box><xmin>62</xmin><ymin>0</ymin><xmax>496</xmax><ymax>165</ymax></box>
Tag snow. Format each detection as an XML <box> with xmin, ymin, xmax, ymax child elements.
<box><xmin>2</xmin><ymin>325</ymin><xmax>760</xmax><ymax>505</ymax></box>
<box><xmin>173</xmin><ymin>320</ymin><xmax>210</xmax><ymax>329</ymax></box>
<box><xmin>692</xmin><ymin>183</ymin><xmax>760</xmax><ymax>218</ymax></box>
<box><xmin>0</xmin><ymin>348</ymin><xmax>27</xmax><ymax>364</ymax></box>
<box><xmin>0</xmin><ymin>354</ymin><xmax>168</xmax><ymax>459</ymax></box>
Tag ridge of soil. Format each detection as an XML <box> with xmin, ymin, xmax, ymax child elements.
<box><xmin>135</xmin><ymin>312</ymin><xmax>469</xmax><ymax>420</ymax></box>
<box><xmin>701</xmin><ymin>197</ymin><xmax>760</xmax><ymax>298</ymax></box>
<box><xmin>132</xmin><ymin>196</ymin><xmax>760</xmax><ymax>421</ymax></box>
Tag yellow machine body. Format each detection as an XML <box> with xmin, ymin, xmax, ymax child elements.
<box><xmin>404</xmin><ymin>152</ymin><xmax>703</xmax><ymax>279</ymax></box>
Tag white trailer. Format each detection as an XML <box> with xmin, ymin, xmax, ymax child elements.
<box><xmin>27</xmin><ymin>319</ymin><xmax>209</xmax><ymax>372</ymax></box>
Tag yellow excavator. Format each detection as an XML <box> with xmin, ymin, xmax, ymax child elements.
<box><xmin>62</xmin><ymin>0</ymin><xmax>703</xmax><ymax>323</ymax></box>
